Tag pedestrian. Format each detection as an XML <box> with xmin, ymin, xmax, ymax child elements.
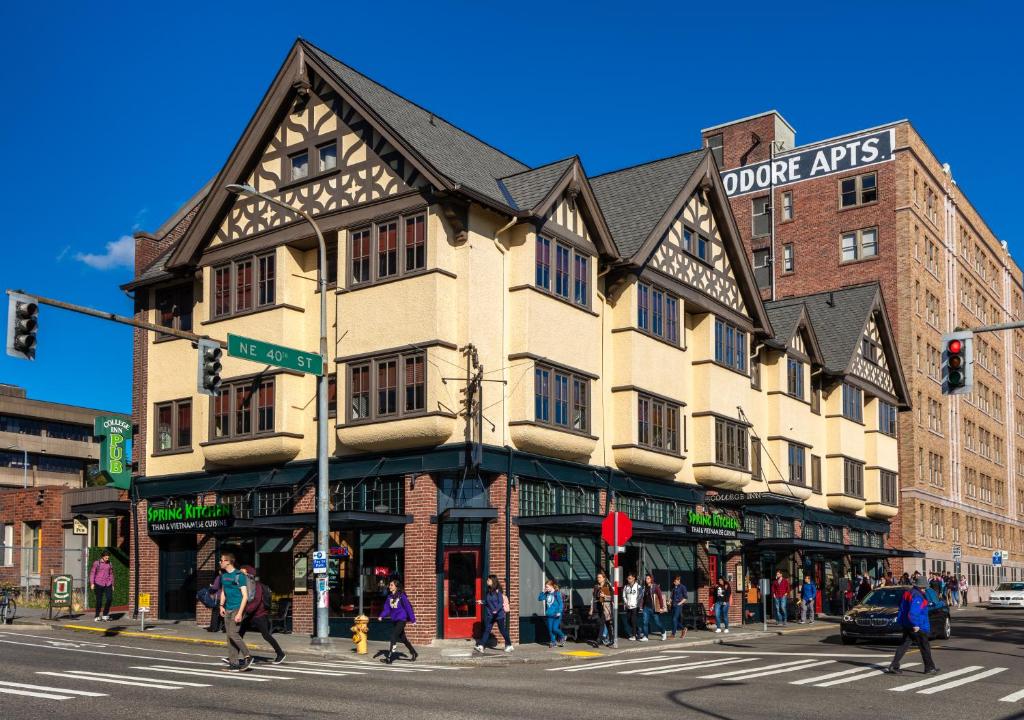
<box><xmin>929</xmin><ymin>573</ymin><xmax>943</xmax><ymax>595</ymax></box>
<box><xmin>948</xmin><ymin>575</ymin><xmax>960</xmax><ymax>608</ymax></box>
<box><xmin>771</xmin><ymin>570</ymin><xmax>790</xmax><ymax>626</ymax></box>
<box><xmin>960</xmin><ymin>575</ymin><xmax>969</xmax><ymax>607</ymax></box>
<box><xmin>900</xmin><ymin>572</ymin><xmax>911</xmax><ymax>585</ymax></box>
<box><xmin>713</xmin><ymin>576</ymin><xmax>731</xmax><ymax>633</ymax></box>
<box><xmin>238</xmin><ymin>566</ymin><xmax>286</xmax><ymax>664</ymax></box>
<box><xmin>670</xmin><ymin>576</ymin><xmax>688</xmax><ymax>638</ymax></box>
<box><xmin>379</xmin><ymin>579</ymin><xmax>417</xmax><ymax>663</ymax></box>
<box><xmin>538</xmin><ymin>579</ymin><xmax>566</xmax><ymax>648</ymax></box>
<box><xmin>475</xmin><ymin>575</ymin><xmax>513</xmax><ymax>653</ymax></box>
<box><xmin>885</xmin><ymin>571</ymin><xmax>896</xmax><ymax>587</ymax></box>
<box><xmin>89</xmin><ymin>550</ymin><xmax>115</xmax><ymax>622</ymax></box>
<box><xmin>203</xmin><ymin>570</ymin><xmax>224</xmax><ymax>632</ymax></box>
<box><xmin>884</xmin><ymin>577</ymin><xmax>939</xmax><ymax>675</ymax></box>
<box><xmin>639</xmin><ymin>573</ymin><xmax>667</xmax><ymax>641</ymax></box>
<box><xmin>857</xmin><ymin>575</ymin><xmax>872</xmax><ymax>603</ymax></box>
<box><xmin>217</xmin><ymin>552</ymin><xmax>253</xmax><ymax>672</ymax></box>
<box><xmin>837</xmin><ymin>574</ymin><xmax>851</xmax><ymax>613</ymax></box>
<box><xmin>799</xmin><ymin>575</ymin><xmax>817</xmax><ymax>624</ymax></box>
<box><xmin>621</xmin><ymin>573</ymin><xmax>642</xmax><ymax>641</ymax></box>
<box><xmin>590</xmin><ymin>572</ymin><xmax>614</xmax><ymax>647</ymax></box>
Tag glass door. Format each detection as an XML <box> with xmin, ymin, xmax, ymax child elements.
<box><xmin>443</xmin><ymin>547</ymin><xmax>481</xmax><ymax>638</ymax></box>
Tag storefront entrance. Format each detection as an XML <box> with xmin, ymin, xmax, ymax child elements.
<box><xmin>159</xmin><ymin>536</ymin><xmax>197</xmax><ymax>620</ymax></box>
<box><xmin>443</xmin><ymin>547</ymin><xmax>481</xmax><ymax>638</ymax></box>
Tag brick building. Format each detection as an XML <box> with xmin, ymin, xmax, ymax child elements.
<box><xmin>702</xmin><ymin>111</ymin><xmax>1024</xmax><ymax>598</ymax></box>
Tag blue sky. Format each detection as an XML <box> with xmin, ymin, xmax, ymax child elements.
<box><xmin>0</xmin><ymin>1</ymin><xmax>1018</xmax><ymax>415</ymax></box>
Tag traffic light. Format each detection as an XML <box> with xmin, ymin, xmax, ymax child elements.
<box><xmin>941</xmin><ymin>330</ymin><xmax>974</xmax><ymax>395</ymax></box>
<box><xmin>6</xmin><ymin>292</ymin><xmax>39</xmax><ymax>360</ymax></box>
<box><xmin>197</xmin><ymin>338</ymin><xmax>223</xmax><ymax>396</ymax></box>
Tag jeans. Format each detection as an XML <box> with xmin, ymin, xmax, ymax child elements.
<box><xmin>478</xmin><ymin>613</ymin><xmax>511</xmax><ymax>647</ymax></box>
<box><xmin>773</xmin><ymin>597</ymin><xmax>787</xmax><ymax>624</ymax></box>
<box><xmin>224</xmin><ymin>613</ymin><xmax>249</xmax><ymax>665</ymax></box>
<box><xmin>950</xmin><ymin>590</ymin><xmax>960</xmax><ymax>607</ymax></box>
<box><xmin>714</xmin><ymin>602</ymin><xmax>729</xmax><ymax>629</ymax></box>
<box><xmin>641</xmin><ymin>607</ymin><xmax>663</xmax><ymax>637</ymax></box>
<box><xmin>623</xmin><ymin>607</ymin><xmax>640</xmax><ymax>639</ymax></box>
<box><xmin>240</xmin><ymin>614</ymin><xmax>283</xmax><ymax>657</ymax></box>
<box><xmin>545</xmin><ymin>616</ymin><xmax>565</xmax><ymax>644</ymax></box>
<box><xmin>93</xmin><ymin>585</ymin><xmax>113</xmax><ymax>617</ymax></box>
<box><xmin>801</xmin><ymin>600</ymin><xmax>815</xmax><ymax>623</ymax></box>
<box><xmin>891</xmin><ymin>627</ymin><xmax>935</xmax><ymax>670</ymax></box>
<box><xmin>672</xmin><ymin>604</ymin><xmax>684</xmax><ymax>634</ymax></box>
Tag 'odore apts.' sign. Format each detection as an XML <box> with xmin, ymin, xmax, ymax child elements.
<box><xmin>148</xmin><ymin>502</ymin><xmax>233</xmax><ymax>534</ymax></box>
<box><xmin>721</xmin><ymin>128</ymin><xmax>895</xmax><ymax>197</ymax></box>
<box><xmin>686</xmin><ymin>511</ymin><xmax>740</xmax><ymax>538</ymax></box>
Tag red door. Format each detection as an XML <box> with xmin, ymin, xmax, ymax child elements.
<box><xmin>443</xmin><ymin>548</ymin><xmax>481</xmax><ymax>638</ymax></box>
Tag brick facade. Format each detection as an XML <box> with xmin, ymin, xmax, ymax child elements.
<box><xmin>0</xmin><ymin>487</ymin><xmax>67</xmax><ymax>587</ymax></box>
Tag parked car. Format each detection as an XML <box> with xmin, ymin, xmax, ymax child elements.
<box><xmin>987</xmin><ymin>582</ymin><xmax>1024</xmax><ymax>608</ymax></box>
<box><xmin>839</xmin><ymin>586</ymin><xmax>951</xmax><ymax>645</ymax></box>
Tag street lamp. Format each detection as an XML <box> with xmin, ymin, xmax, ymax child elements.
<box><xmin>3</xmin><ymin>445</ymin><xmax>28</xmax><ymax>488</ymax></box>
<box><xmin>226</xmin><ymin>183</ymin><xmax>332</xmax><ymax>646</ymax></box>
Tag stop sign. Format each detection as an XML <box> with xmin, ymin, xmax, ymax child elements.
<box><xmin>602</xmin><ymin>511</ymin><xmax>633</xmax><ymax>546</ymax></box>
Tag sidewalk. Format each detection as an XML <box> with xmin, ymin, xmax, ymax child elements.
<box><xmin>6</xmin><ymin>606</ymin><xmax>840</xmax><ymax>666</ymax></box>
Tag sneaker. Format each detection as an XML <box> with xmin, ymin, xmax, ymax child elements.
<box><xmin>222</xmin><ymin>664</ymin><xmax>240</xmax><ymax>672</ymax></box>
<box><xmin>93</xmin><ymin>616</ymin><xmax>102</xmax><ymax>622</ymax></box>
<box><xmin>724</xmin><ymin>629</ymin><xmax>730</xmax><ymax>633</ymax></box>
<box><xmin>474</xmin><ymin>645</ymin><xmax>484</xmax><ymax>653</ymax></box>
<box><xmin>504</xmin><ymin>645</ymin><xmax>514</xmax><ymax>652</ymax></box>
<box><xmin>409</xmin><ymin>651</ymin><xmax>418</xmax><ymax>662</ymax></box>
<box><xmin>715</xmin><ymin>628</ymin><xmax>722</xmax><ymax>633</ymax></box>
<box><xmin>639</xmin><ymin>636</ymin><xmax>649</xmax><ymax>642</ymax></box>
<box><xmin>220</xmin><ymin>657</ymin><xmax>231</xmax><ymax>665</ymax></box>
<box><xmin>557</xmin><ymin>639</ymin><xmax>564</xmax><ymax>647</ymax></box>
<box><xmin>661</xmin><ymin>631</ymin><xmax>667</xmax><ymax>641</ymax></box>
<box><xmin>273</xmin><ymin>654</ymin><xmax>286</xmax><ymax>665</ymax></box>
<box><xmin>925</xmin><ymin>667</ymin><xmax>941</xmax><ymax>674</ymax></box>
<box><xmin>102</xmin><ymin>615</ymin><xmax>111</xmax><ymax>621</ymax></box>
<box><xmin>883</xmin><ymin>666</ymin><xmax>902</xmax><ymax>675</ymax></box>
<box><xmin>239</xmin><ymin>656</ymin><xmax>253</xmax><ymax>672</ymax></box>
<box><xmin>549</xmin><ymin>642</ymin><xmax>556</xmax><ymax>648</ymax></box>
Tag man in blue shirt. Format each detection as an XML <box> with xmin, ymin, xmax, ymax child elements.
<box><xmin>885</xmin><ymin>577</ymin><xmax>938</xmax><ymax>675</ymax></box>
<box><xmin>799</xmin><ymin>575</ymin><xmax>817</xmax><ymax>624</ymax></box>
<box><xmin>218</xmin><ymin>552</ymin><xmax>252</xmax><ymax>672</ymax></box>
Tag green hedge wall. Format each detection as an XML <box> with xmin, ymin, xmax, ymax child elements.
<box><xmin>86</xmin><ymin>546</ymin><xmax>129</xmax><ymax>608</ymax></box>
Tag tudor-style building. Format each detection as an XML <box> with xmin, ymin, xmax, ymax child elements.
<box><xmin>124</xmin><ymin>39</ymin><xmax>912</xmax><ymax>643</ymax></box>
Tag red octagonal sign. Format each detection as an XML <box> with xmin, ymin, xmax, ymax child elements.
<box><xmin>602</xmin><ymin>511</ymin><xmax>633</xmax><ymax>546</ymax></box>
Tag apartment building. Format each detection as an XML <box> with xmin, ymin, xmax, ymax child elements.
<box><xmin>702</xmin><ymin>111</ymin><xmax>1024</xmax><ymax>598</ymax></box>
<box><xmin>124</xmin><ymin>40</ymin><xmax>911</xmax><ymax>642</ymax></box>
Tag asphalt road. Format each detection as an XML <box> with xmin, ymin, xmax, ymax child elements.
<box><xmin>1</xmin><ymin>609</ymin><xmax>1022</xmax><ymax>720</ymax></box>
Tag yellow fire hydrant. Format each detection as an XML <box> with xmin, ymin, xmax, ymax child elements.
<box><xmin>352</xmin><ymin>614</ymin><xmax>369</xmax><ymax>655</ymax></box>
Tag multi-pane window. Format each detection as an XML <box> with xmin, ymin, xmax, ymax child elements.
<box><xmin>325</xmin><ymin>232</ymin><xmax>339</xmax><ymax>286</ymax></box>
<box><xmin>154</xmin><ymin>399</ymin><xmax>191</xmax><ymax>453</ymax></box>
<box><xmin>290</xmin><ymin>150</ymin><xmax>309</xmax><ymax>181</ymax></box>
<box><xmin>841</xmin><ymin>227</ymin><xmax>878</xmax><ymax>262</ymax></box>
<box><xmin>788</xmin><ymin>444</ymin><xmax>805</xmax><ymax>486</ymax></box>
<box><xmin>327</xmin><ymin>373</ymin><xmax>337</xmax><ymax>418</ymax></box>
<box><xmin>637</xmin><ymin>395</ymin><xmax>681</xmax><ymax>454</ymax></box>
<box><xmin>752</xmin><ymin>197</ymin><xmax>771</xmax><ymax>237</ymax></box>
<box><xmin>638</xmin><ymin>282</ymin><xmax>680</xmax><ymax>344</ymax></box>
<box><xmin>842</xmin><ymin>383</ymin><xmax>863</xmax><ymax>422</ymax></box>
<box><xmin>843</xmin><ymin>458</ymin><xmax>864</xmax><ymax>497</ymax></box>
<box><xmin>811</xmin><ymin>454</ymin><xmax>822</xmax><ymax>493</ymax></box>
<box><xmin>714</xmin><ymin>319</ymin><xmax>747</xmax><ymax>373</ymax></box>
<box><xmin>881</xmin><ymin>470</ymin><xmax>898</xmax><ymax>505</ymax></box>
<box><xmin>787</xmin><ymin>358</ymin><xmax>804</xmax><ymax>399</ymax></box>
<box><xmin>751</xmin><ymin>437</ymin><xmax>762</xmax><ymax>480</ymax></box>
<box><xmin>783</xmin><ymin>244</ymin><xmax>794</xmax><ymax>272</ymax></box>
<box><xmin>212</xmin><ymin>253</ymin><xmax>275</xmax><ymax>318</ymax></box>
<box><xmin>840</xmin><ymin>172</ymin><xmax>877</xmax><ymax>207</ymax></box>
<box><xmin>706</xmin><ymin>133</ymin><xmax>723</xmax><ymax>166</ymax></box>
<box><xmin>714</xmin><ymin>418</ymin><xmax>748</xmax><ymax>470</ymax></box>
<box><xmin>154</xmin><ymin>284</ymin><xmax>194</xmax><ymax>336</ymax></box>
<box><xmin>318</xmin><ymin>142</ymin><xmax>337</xmax><ymax>172</ymax></box>
<box><xmin>211</xmin><ymin>377</ymin><xmax>276</xmax><ymax>440</ymax></box>
<box><xmin>347</xmin><ymin>351</ymin><xmax>426</xmax><ymax>422</ymax></box>
<box><xmin>349</xmin><ymin>212</ymin><xmax>428</xmax><ymax>286</ymax></box>
<box><xmin>782</xmin><ymin>191</ymin><xmax>793</xmax><ymax>221</ymax></box>
<box><xmin>534</xmin><ymin>363</ymin><xmax>589</xmax><ymax>433</ymax></box>
<box><xmin>681</xmin><ymin>227</ymin><xmax>709</xmax><ymax>261</ymax></box>
<box><xmin>878</xmin><ymin>400</ymin><xmax>897</xmax><ymax>437</ymax></box>
<box><xmin>535</xmin><ymin>236</ymin><xmax>590</xmax><ymax>308</ymax></box>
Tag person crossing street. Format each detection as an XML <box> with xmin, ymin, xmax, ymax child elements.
<box><xmin>218</xmin><ymin>552</ymin><xmax>252</xmax><ymax>672</ymax></box>
<box><xmin>885</xmin><ymin>577</ymin><xmax>939</xmax><ymax>676</ymax></box>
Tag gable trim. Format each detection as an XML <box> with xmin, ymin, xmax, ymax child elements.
<box><xmin>529</xmin><ymin>158</ymin><xmax>617</xmax><ymax>259</ymax></box>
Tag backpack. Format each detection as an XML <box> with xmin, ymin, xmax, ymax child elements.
<box><xmin>260</xmin><ymin>582</ymin><xmax>272</xmax><ymax>612</ymax></box>
<box><xmin>502</xmin><ymin>592</ymin><xmax>510</xmax><ymax>614</ymax></box>
<box><xmin>196</xmin><ymin>585</ymin><xmax>218</xmax><ymax>610</ymax></box>
<box><xmin>244</xmin><ymin>578</ymin><xmax>263</xmax><ymax>616</ymax></box>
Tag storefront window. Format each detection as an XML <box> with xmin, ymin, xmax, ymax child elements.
<box><xmin>331</xmin><ymin>477</ymin><xmax>404</xmax><ymax>514</ymax></box>
<box><xmin>520</xmin><ymin>532</ymin><xmax>599</xmax><ymax>614</ymax></box>
<box><xmin>519</xmin><ymin>480</ymin><xmax>599</xmax><ymax>517</ymax></box>
<box><xmin>327</xmin><ymin>529</ymin><xmax>404</xmax><ymax>619</ymax></box>
<box><xmin>438</xmin><ymin>474</ymin><xmax>489</xmax><ymax>512</ymax></box>
<box><xmin>615</xmin><ymin>494</ymin><xmax>689</xmax><ymax>524</ymax></box>
<box><xmin>216</xmin><ymin>534</ymin><xmax>294</xmax><ymax>605</ymax></box>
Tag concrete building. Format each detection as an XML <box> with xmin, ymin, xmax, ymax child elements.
<box><xmin>702</xmin><ymin>111</ymin><xmax>1024</xmax><ymax>599</ymax></box>
<box><xmin>125</xmin><ymin>40</ymin><xmax>911</xmax><ymax>643</ymax></box>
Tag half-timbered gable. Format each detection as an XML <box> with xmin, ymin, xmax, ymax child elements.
<box><xmin>851</xmin><ymin>310</ymin><xmax>897</xmax><ymax>397</ymax></box>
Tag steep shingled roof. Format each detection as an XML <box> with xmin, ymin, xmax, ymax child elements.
<box><xmin>589</xmin><ymin>151</ymin><xmax>705</xmax><ymax>257</ymax></box>
<box><xmin>764</xmin><ymin>303</ymin><xmax>807</xmax><ymax>348</ymax></box>
<box><xmin>499</xmin><ymin>157</ymin><xmax>576</xmax><ymax>211</ymax></box>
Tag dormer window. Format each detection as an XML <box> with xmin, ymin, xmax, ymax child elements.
<box><xmin>318</xmin><ymin>142</ymin><xmax>337</xmax><ymax>172</ymax></box>
<box><xmin>290</xmin><ymin>151</ymin><xmax>309</xmax><ymax>181</ymax></box>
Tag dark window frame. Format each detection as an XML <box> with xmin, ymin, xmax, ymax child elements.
<box><xmin>211</xmin><ymin>251</ymin><xmax>276</xmax><ymax>319</ymax></box>
<box><xmin>637</xmin><ymin>281</ymin><xmax>681</xmax><ymax>345</ymax></box>
<box><xmin>706</xmin><ymin>133</ymin><xmax>724</xmax><ymax>167</ymax></box>
<box><xmin>289</xmin><ymin>149</ymin><xmax>310</xmax><ymax>182</ymax></box>
<box><xmin>811</xmin><ymin>454</ymin><xmax>822</xmax><ymax>493</ymax></box>
<box><xmin>153</xmin><ymin>398</ymin><xmax>192</xmax><ymax>454</ymax></box>
<box><xmin>347</xmin><ymin>211</ymin><xmax>429</xmax><ymax>287</ymax></box>
<box><xmin>345</xmin><ymin>351</ymin><xmax>427</xmax><ymax>424</ymax></box>
<box><xmin>878</xmin><ymin>400</ymin><xmax>898</xmax><ymax>437</ymax></box>
<box><xmin>208</xmin><ymin>376</ymin><xmax>277</xmax><ymax>441</ymax></box>
<box><xmin>752</xmin><ymin>196</ymin><xmax>771</xmax><ymax>237</ymax></box>
<box><xmin>714</xmin><ymin>318</ymin><xmax>748</xmax><ymax>374</ymax></box>
<box><xmin>534</xmin><ymin>362</ymin><xmax>590</xmax><ymax>434</ymax></box>
<box><xmin>535</xmin><ymin>235</ymin><xmax>592</xmax><ymax>310</ymax></box>
<box><xmin>788</xmin><ymin>443</ymin><xmax>806</xmax><ymax>486</ymax></box>
<box><xmin>842</xmin><ymin>383</ymin><xmax>864</xmax><ymax>422</ymax></box>
<box><xmin>637</xmin><ymin>394</ymin><xmax>681</xmax><ymax>455</ymax></box>
<box><xmin>880</xmin><ymin>470</ymin><xmax>898</xmax><ymax>506</ymax></box>
<box><xmin>839</xmin><ymin>171</ymin><xmax>878</xmax><ymax>209</ymax></box>
<box><xmin>844</xmin><ymin>458</ymin><xmax>865</xmax><ymax>498</ymax></box>
<box><xmin>714</xmin><ymin>417</ymin><xmax>748</xmax><ymax>470</ymax></box>
<box><xmin>154</xmin><ymin>283</ymin><xmax>194</xmax><ymax>338</ymax></box>
<box><xmin>787</xmin><ymin>357</ymin><xmax>805</xmax><ymax>399</ymax></box>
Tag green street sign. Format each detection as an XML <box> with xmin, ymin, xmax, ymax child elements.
<box><xmin>227</xmin><ymin>333</ymin><xmax>323</xmax><ymax>375</ymax></box>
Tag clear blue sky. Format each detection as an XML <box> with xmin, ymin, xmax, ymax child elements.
<box><xmin>0</xmin><ymin>1</ymin><xmax>1018</xmax><ymax>415</ymax></box>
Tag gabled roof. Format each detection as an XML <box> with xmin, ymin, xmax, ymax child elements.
<box><xmin>499</xmin><ymin>157</ymin><xmax>576</xmax><ymax>211</ymax></box>
<box><xmin>590</xmin><ymin>150</ymin><xmax>705</xmax><ymax>258</ymax></box>
<box><xmin>764</xmin><ymin>302</ymin><xmax>824</xmax><ymax>364</ymax></box>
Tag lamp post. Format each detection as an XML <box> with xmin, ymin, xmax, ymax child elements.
<box><xmin>225</xmin><ymin>183</ymin><xmax>331</xmax><ymax>645</ymax></box>
<box><xmin>4</xmin><ymin>445</ymin><xmax>28</xmax><ymax>488</ymax></box>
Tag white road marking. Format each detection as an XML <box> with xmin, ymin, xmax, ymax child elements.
<box><xmin>0</xmin><ymin>680</ymin><xmax>106</xmax><ymax>697</ymax></box>
<box><xmin>704</xmin><ymin>660</ymin><xmax>833</xmax><ymax>680</ymax></box>
<box><xmin>890</xmin><ymin>666</ymin><xmax>984</xmax><ymax>692</ymax></box>
<box><xmin>790</xmin><ymin>664</ymin><xmax>887</xmax><ymax>685</ymax></box>
<box><xmin>696</xmin><ymin>659</ymin><xmax>822</xmax><ymax>679</ymax></box>
<box><xmin>37</xmin><ymin>671</ymin><xmax>187</xmax><ymax>690</ymax></box>
<box><xmin>0</xmin><ymin>687</ymin><xmax>76</xmax><ymax>700</ymax></box>
<box><xmin>0</xmin><ymin>637</ymin><xmax>218</xmax><ymax>665</ymax></box>
<box><xmin>916</xmin><ymin>668</ymin><xmax>1007</xmax><ymax>695</ymax></box>
<box><xmin>251</xmin><ymin>665</ymin><xmax>364</xmax><ymax>677</ymax></box>
<box><xmin>134</xmin><ymin>666</ymin><xmax>281</xmax><ymax>682</ymax></box>
<box><xmin>549</xmin><ymin>655</ymin><xmax>676</xmax><ymax>672</ymax></box>
<box><xmin>628</xmin><ymin>658</ymin><xmax>758</xmax><ymax>676</ymax></box>
<box><xmin>813</xmin><ymin>663</ymin><xmax>920</xmax><ymax>687</ymax></box>
<box><xmin>999</xmin><ymin>688</ymin><xmax>1024</xmax><ymax>703</ymax></box>
<box><xmin>663</xmin><ymin>649</ymin><xmax>891</xmax><ymax>658</ymax></box>
<box><xmin>1</xmin><ymin>630</ymin><xmax>215</xmax><ymax>658</ymax></box>
<box><xmin>294</xmin><ymin>659</ymin><xmax>450</xmax><ymax>672</ymax></box>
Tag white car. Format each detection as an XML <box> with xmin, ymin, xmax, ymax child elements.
<box><xmin>988</xmin><ymin>582</ymin><xmax>1024</xmax><ymax>608</ymax></box>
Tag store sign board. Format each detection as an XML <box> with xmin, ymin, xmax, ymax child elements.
<box><xmin>686</xmin><ymin>511</ymin><xmax>740</xmax><ymax>538</ymax></box>
<box><xmin>72</xmin><ymin>516</ymin><xmax>88</xmax><ymax>535</ymax></box>
<box><xmin>94</xmin><ymin>416</ymin><xmax>132</xmax><ymax>489</ymax></box>
<box><xmin>147</xmin><ymin>502</ymin><xmax>233</xmax><ymax>534</ymax></box>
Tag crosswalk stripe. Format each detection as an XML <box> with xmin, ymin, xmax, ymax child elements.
<box><xmin>890</xmin><ymin>666</ymin><xmax>984</xmax><ymax>692</ymax></box>
<box><xmin>790</xmin><ymin>664</ymin><xmax>887</xmax><ymax>685</ymax></box>
<box><xmin>36</xmin><ymin>671</ymin><xmax>187</xmax><ymax>690</ymax></box>
<box><xmin>550</xmin><ymin>655</ymin><xmax>675</xmax><ymax>672</ymax></box>
<box><xmin>696</xmin><ymin>659</ymin><xmax>820</xmax><ymax>679</ymax></box>
<box><xmin>629</xmin><ymin>658</ymin><xmax>758</xmax><ymax>676</ymax></box>
<box><xmin>703</xmin><ymin>660</ymin><xmax>832</xmax><ymax>680</ymax></box>
<box><xmin>814</xmin><ymin>663</ymin><xmax>920</xmax><ymax>687</ymax></box>
<box><xmin>663</xmin><ymin>650</ymin><xmax>891</xmax><ymax>658</ymax></box>
<box><xmin>0</xmin><ymin>687</ymin><xmax>76</xmax><ymax>700</ymax></box>
<box><xmin>999</xmin><ymin>688</ymin><xmax>1024</xmax><ymax>703</ymax></box>
<box><xmin>916</xmin><ymin>668</ymin><xmax>1007</xmax><ymax>695</ymax></box>
<box><xmin>136</xmin><ymin>666</ymin><xmax>280</xmax><ymax>682</ymax></box>
<box><xmin>294</xmin><ymin>660</ymin><xmax>445</xmax><ymax>672</ymax></box>
<box><xmin>252</xmin><ymin>665</ymin><xmax>363</xmax><ymax>677</ymax></box>
<box><xmin>0</xmin><ymin>680</ymin><xmax>106</xmax><ymax>697</ymax></box>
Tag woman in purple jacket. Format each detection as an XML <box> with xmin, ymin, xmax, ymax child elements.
<box><xmin>379</xmin><ymin>580</ymin><xmax>417</xmax><ymax>664</ymax></box>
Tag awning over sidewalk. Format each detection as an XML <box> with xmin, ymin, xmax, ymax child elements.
<box><xmin>514</xmin><ymin>513</ymin><xmax>603</xmax><ymax>530</ymax></box>
<box><xmin>233</xmin><ymin>511</ymin><xmax>413</xmax><ymax>531</ymax></box>
<box><xmin>70</xmin><ymin>500</ymin><xmax>130</xmax><ymax>517</ymax></box>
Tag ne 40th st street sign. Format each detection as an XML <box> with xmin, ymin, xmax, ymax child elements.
<box><xmin>227</xmin><ymin>333</ymin><xmax>323</xmax><ymax>375</ymax></box>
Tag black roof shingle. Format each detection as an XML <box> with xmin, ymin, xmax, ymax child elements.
<box><xmin>499</xmin><ymin>157</ymin><xmax>576</xmax><ymax>211</ymax></box>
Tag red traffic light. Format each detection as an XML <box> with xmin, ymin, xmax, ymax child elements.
<box><xmin>948</xmin><ymin>339</ymin><xmax>962</xmax><ymax>354</ymax></box>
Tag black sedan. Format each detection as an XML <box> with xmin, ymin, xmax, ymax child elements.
<box><xmin>839</xmin><ymin>586</ymin><xmax>951</xmax><ymax>645</ymax></box>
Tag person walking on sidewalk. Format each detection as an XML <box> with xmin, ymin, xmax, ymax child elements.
<box><xmin>799</xmin><ymin>575</ymin><xmax>817</xmax><ymax>624</ymax></box>
<box><xmin>639</xmin><ymin>573</ymin><xmax>667</xmax><ymax>641</ymax></box>
<box><xmin>538</xmin><ymin>579</ymin><xmax>566</xmax><ymax>648</ymax></box>
<box><xmin>89</xmin><ymin>550</ymin><xmax>115</xmax><ymax>622</ymax></box>
<box><xmin>203</xmin><ymin>570</ymin><xmax>224</xmax><ymax>632</ymax></box>
<box><xmin>238</xmin><ymin>566</ymin><xmax>285</xmax><ymax>664</ymax></box>
<box><xmin>948</xmin><ymin>575</ymin><xmax>960</xmax><ymax>608</ymax></box>
<box><xmin>475</xmin><ymin>575</ymin><xmax>514</xmax><ymax>653</ymax></box>
<box><xmin>379</xmin><ymin>579</ymin><xmax>417</xmax><ymax>664</ymax></box>
<box><xmin>885</xmin><ymin>577</ymin><xmax>939</xmax><ymax>675</ymax></box>
<box><xmin>590</xmin><ymin>572</ymin><xmax>614</xmax><ymax>647</ymax></box>
<box><xmin>713</xmin><ymin>577</ymin><xmax>731</xmax><ymax>633</ymax></box>
<box><xmin>218</xmin><ymin>553</ymin><xmax>252</xmax><ymax>672</ymax></box>
<box><xmin>670</xmin><ymin>576</ymin><xmax>688</xmax><ymax>638</ymax></box>
<box><xmin>771</xmin><ymin>571</ymin><xmax>790</xmax><ymax>626</ymax></box>
<box><xmin>621</xmin><ymin>574</ymin><xmax>642</xmax><ymax>641</ymax></box>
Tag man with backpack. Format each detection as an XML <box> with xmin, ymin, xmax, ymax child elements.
<box><xmin>885</xmin><ymin>576</ymin><xmax>939</xmax><ymax>675</ymax></box>
<box><xmin>218</xmin><ymin>552</ymin><xmax>252</xmax><ymax>672</ymax></box>
<box><xmin>239</xmin><ymin>566</ymin><xmax>286</xmax><ymax>664</ymax></box>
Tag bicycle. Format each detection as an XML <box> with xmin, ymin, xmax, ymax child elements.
<box><xmin>0</xmin><ymin>588</ymin><xmax>16</xmax><ymax>624</ymax></box>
